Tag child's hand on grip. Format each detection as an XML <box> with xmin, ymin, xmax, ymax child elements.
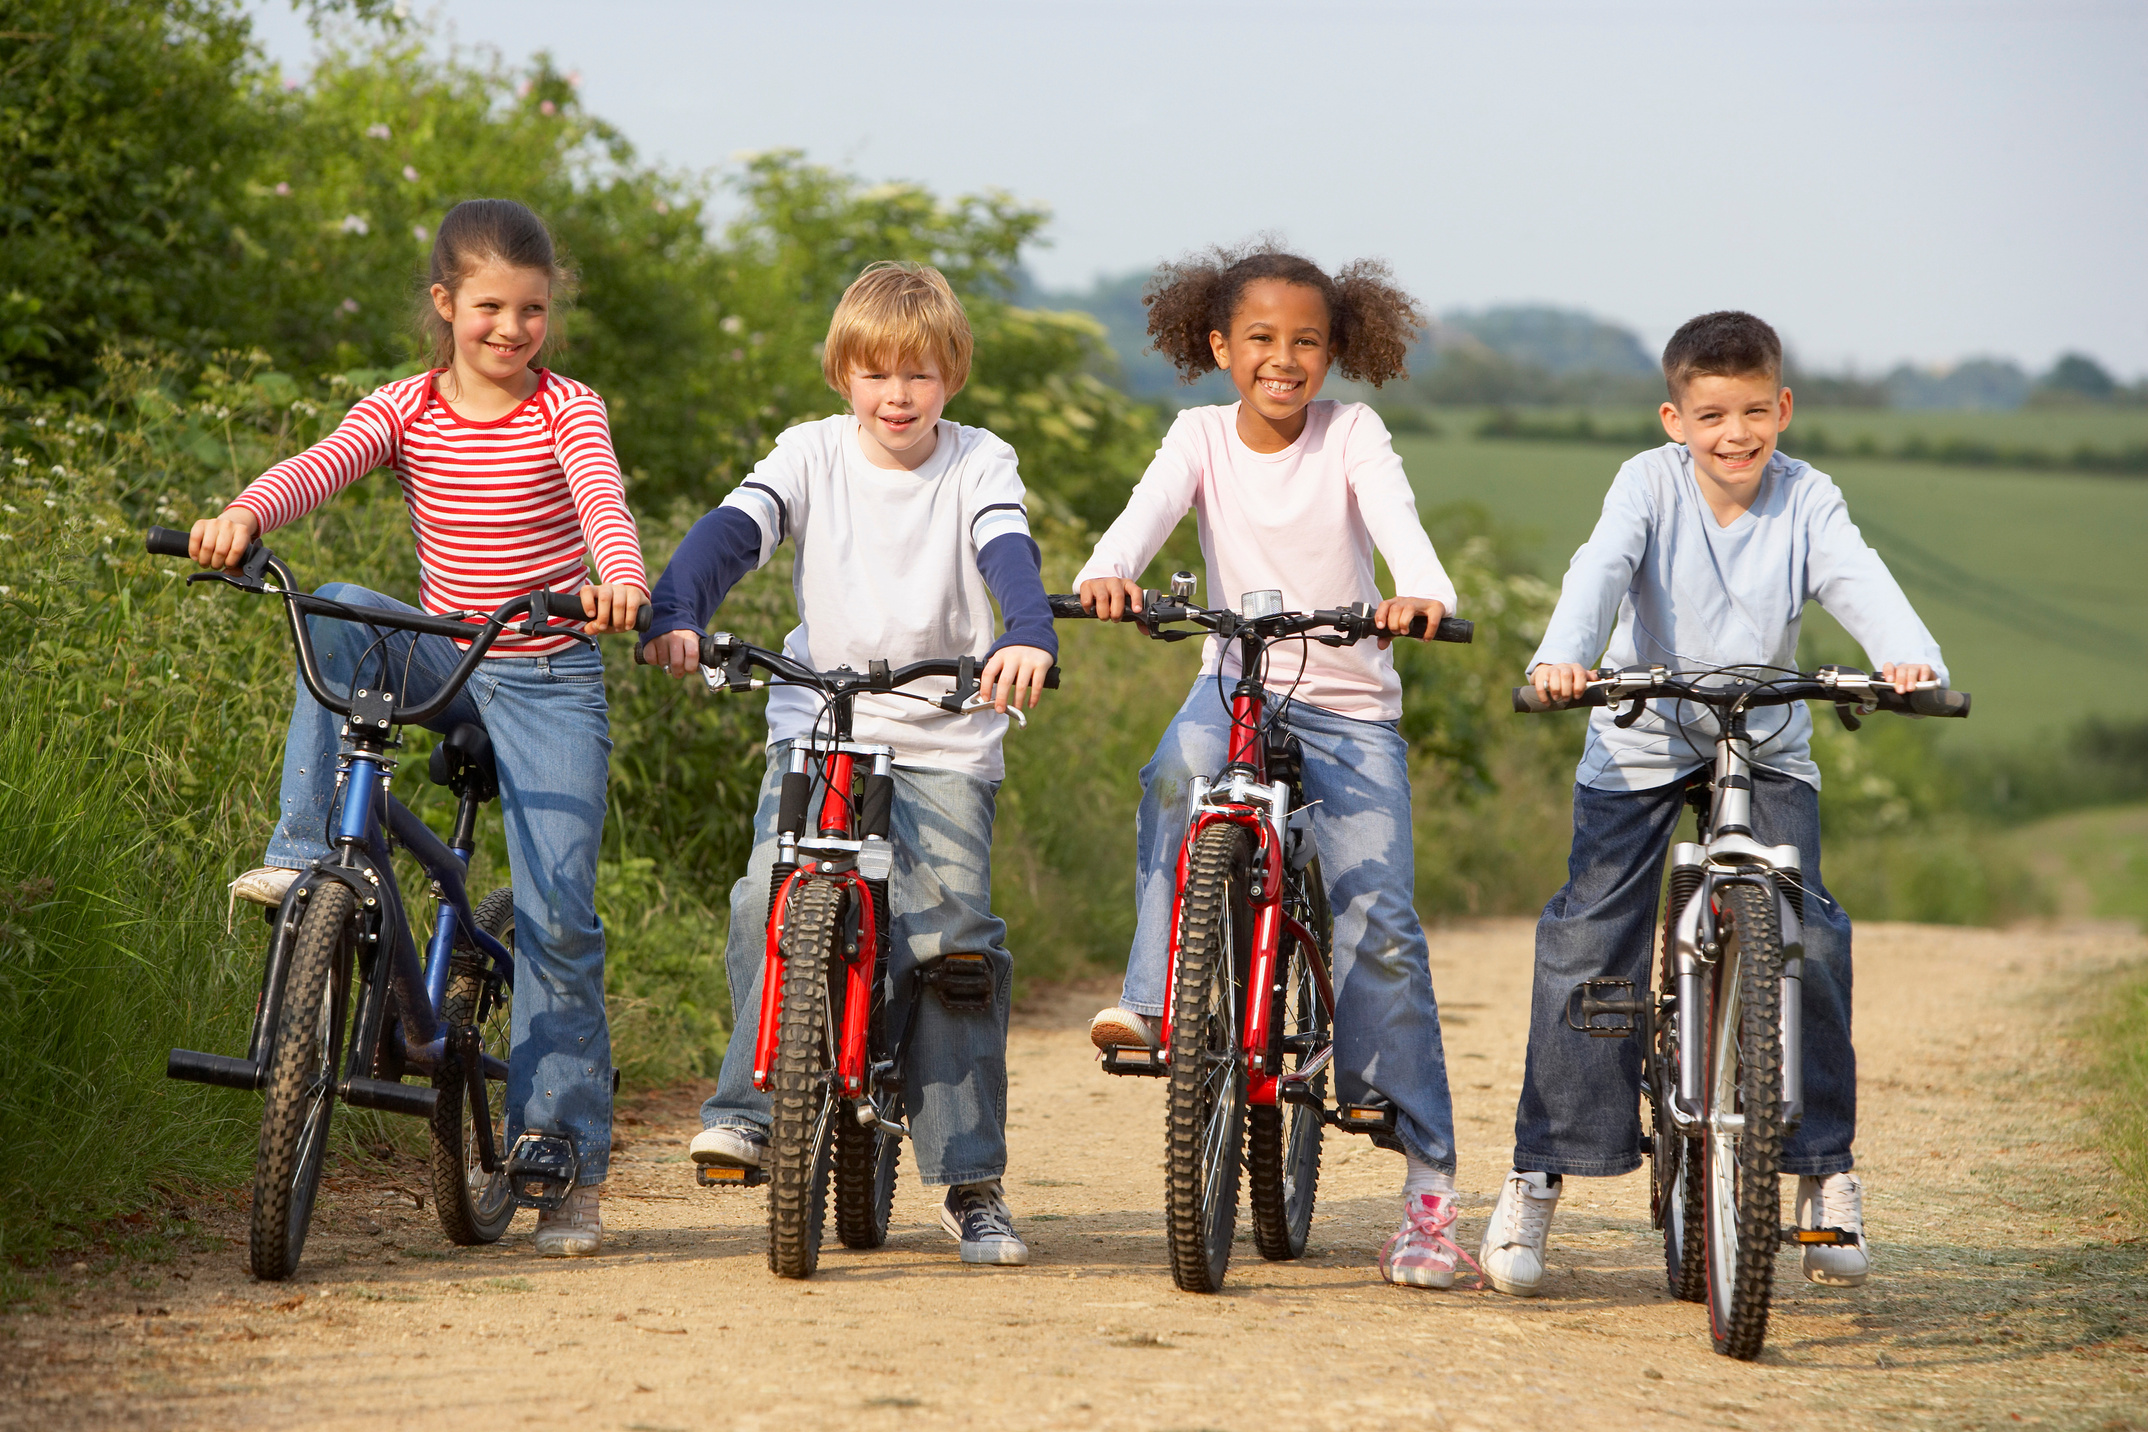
<box><xmin>979</xmin><ymin>644</ymin><xmax>1053</xmax><ymax>713</ymax></box>
<box><xmin>1532</xmin><ymin>662</ymin><xmax>1594</xmax><ymax>703</ymax></box>
<box><xmin>189</xmin><ymin>507</ymin><xmax>260</xmax><ymax>572</ymax></box>
<box><xmin>578</xmin><ymin>582</ymin><xmax>647</xmax><ymax>636</ymax></box>
<box><xmin>1374</xmin><ymin>596</ymin><xmax>1446</xmax><ymax>649</ymax></box>
<box><xmin>1880</xmin><ymin>662</ymin><xmax>1935</xmax><ymax>694</ymax></box>
<box><xmin>1079</xmin><ymin>577</ymin><xmax>1144</xmax><ymax>622</ymax></box>
<box><xmin>646</xmin><ymin>629</ymin><xmax>701</xmax><ymax>678</ymax></box>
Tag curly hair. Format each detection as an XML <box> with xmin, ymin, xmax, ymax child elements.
<box><xmin>1142</xmin><ymin>244</ymin><xmax>1424</xmax><ymax>388</ymax></box>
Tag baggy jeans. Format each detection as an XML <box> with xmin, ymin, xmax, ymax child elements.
<box><xmin>1512</xmin><ymin>770</ymin><xmax>1855</xmax><ymax>1179</ymax></box>
<box><xmin>702</xmin><ymin>745</ymin><xmax>1013</xmax><ymax>1188</ymax></box>
<box><xmin>1119</xmin><ymin>681</ymin><xmax>1459</xmax><ymax>1174</ymax></box>
<box><xmin>262</xmin><ymin>583</ymin><xmax>616</xmax><ymax>1185</ymax></box>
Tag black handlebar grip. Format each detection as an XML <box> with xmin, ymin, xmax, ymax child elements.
<box><xmin>1512</xmin><ymin>685</ymin><xmax>1608</xmax><ymax>713</ymax></box>
<box><xmin>1047</xmin><ymin>593</ymin><xmax>1090</xmax><ymax>620</ymax></box>
<box><xmin>145</xmin><ymin>525</ymin><xmax>193</xmax><ymax>558</ymax></box>
<box><xmin>1043</xmin><ymin>665</ymin><xmax>1061</xmax><ymax>690</ymax></box>
<box><xmin>1432</xmin><ymin>616</ymin><xmax>1473</xmax><ymax>644</ymax></box>
<box><xmin>1912</xmin><ymin>687</ymin><xmax>1970</xmax><ymax>718</ymax></box>
<box><xmin>635</xmin><ymin>602</ymin><xmax>653</xmax><ymax>634</ymax></box>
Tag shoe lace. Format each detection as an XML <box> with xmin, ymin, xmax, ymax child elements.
<box><xmin>1492</xmin><ymin>1176</ymin><xmax>1556</xmax><ymax>1255</ymax></box>
<box><xmin>952</xmin><ymin>1181</ymin><xmax>1014</xmax><ymax>1238</ymax></box>
<box><xmin>1383</xmin><ymin>1195</ymin><xmax>1484</xmax><ymax>1289</ymax></box>
<box><xmin>1820</xmin><ymin>1174</ymin><xmax>1863</xmax><ymax>1233</ymax></box>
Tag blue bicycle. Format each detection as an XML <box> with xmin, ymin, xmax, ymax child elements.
<box><xmin>146</xmin><ymin>525</ymin><xmax>644</xmax><ymax>1280</ymax></box>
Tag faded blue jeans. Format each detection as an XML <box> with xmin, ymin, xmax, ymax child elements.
<box><xmin>703</xmin><ymin>744</ymin><xmax>1013</xmax><ymax>1188</ymax></box>
<box><xmin>1121</xmin><ymin>681</ymin><xmax>1458</xmax><ymax>1174</ymax></box>
<box><xmin>263</xmin><ymin>583</ymin><xmax>616</xmax><ymax>1185</ymax></box>
<box><xmin>1513</xmin><ymin>770</ymin><xmax>1855</xmax><ymax>1179</ymax></box>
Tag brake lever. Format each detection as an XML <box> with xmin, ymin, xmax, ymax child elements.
<box><xmin>960</xmin><ymin>693</ymin><xmax>1027</xmax><ymax>727</ymax></box>
<box><xmin>185</xmin><ymin>569</ymin><xmax>268</xmax><ymax>594</ymax></box>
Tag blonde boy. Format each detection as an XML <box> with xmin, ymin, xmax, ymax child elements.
<box><xmin>643</xmin><ymin>263</ymin><xmax>1055</xmax><ymax>1265</ymax></box>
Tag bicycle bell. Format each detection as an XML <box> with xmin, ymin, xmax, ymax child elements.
<box><xmin>1169</xmin><ymin>570</ymin><xmax>1198</xmax><ymax>600</ymax></box>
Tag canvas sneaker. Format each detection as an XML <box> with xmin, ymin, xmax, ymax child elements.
<box><xmin>1088</xmin><ymin>1007</ymin><xmax>1158</xmax><ymax>1053</ymax></box>
<box><xmin>533</xmin><ymin>1183</ymin><xmax>602</xmax><ymax>1257</ymax></box>
<box><xmin>229</xmin><ymin>866</ymin><xmax>300</xmax><ymax>907</ymax></box>
<box><xmin>1797</xmin><ymin>1172</ymin><xmax>1870</xmax><ymax>1286</ymax></box>
<box><xmin>1479</xmin><ymin>1170</ymin><xmax>1562</xmax><ymax>1297</ymax></box>
<box><xmin>939</xmin><ymin>1179</ymin><xmax>1030</xmax><ymax>1266</ymax></box>
<box><xmin>689</xmin><ymin>1124</ymin><xmax>768</xmax><ymax>1168</ymax></box>
<box><xmin>1379</xmin><ymin>1192</ymin><xmax>1480</xmax><ymax>1289</ymax></box>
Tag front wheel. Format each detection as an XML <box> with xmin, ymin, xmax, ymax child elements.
<box><xmin>1164</xmin><ymin>823</ymin><xmax>1251</xmax><ymax>1294</ymax></box>
<box><xmin>430</xmin><ymin>888</ymin><xmax>517</xmax><ymax>1245</ymax></box>
<box><xmin>767</xmin><ymin>878</ymin><xmax>843</xmax><ymax>1278</ymax></box>
<box><xmin>1249</xmin><ymin>854</ymin><xmax>1328</xmax><ymax>1262</ymax></box>
<box><xmin>250</xmin><ymin>880</ymin><xmax>355</xmax><ymax>1281</ymax></box>
<box><xmin>1702</xmin><ymin>882</ymin><xmax>1787</xmax><ymax>1359</ymax></box>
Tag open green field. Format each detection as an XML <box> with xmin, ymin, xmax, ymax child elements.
<box><xmin>1394</xmin><ymin>430</ymin><xmax>2148</xmax><ymax>746</ymax></box>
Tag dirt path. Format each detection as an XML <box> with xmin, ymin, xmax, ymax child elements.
<box><xmin>7</xmin><ymin>920</ymin><xmax>2146</xmax><ymax>1432</ymax></box>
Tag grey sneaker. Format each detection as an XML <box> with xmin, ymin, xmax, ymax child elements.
<box><xmin>689</xmin><ymin>1124</ymin><xmax>768</xmax><ymax>1168</ymax></box>
<box><xmin>1088</xmin><ymin>1007</ymin><xmax>1158</xmax><ymax>1052</ymax></box>
<box><xmin>939</xmin><ymin>1179</ymin><xmax>1030</xmax><ymax>1266</ymax></box>
<box><xmin>533</xmin><ymin>1183</ymin><xmax>602</xmax><ymax>1257</ymax></box>
<box><xmin>1797</xmin><ymin>1173</ymin><xmax>1870</xmax><ymax>1286</ymax></box>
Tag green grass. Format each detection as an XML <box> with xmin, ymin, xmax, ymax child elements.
<box><xmin>1393</xmin><ymin>431</ymin><xmax>2148</xmax><ymax>747</ymax></box>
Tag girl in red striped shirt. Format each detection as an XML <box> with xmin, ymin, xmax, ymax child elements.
<box><xmin>188</xmin><ymin>199</ymin><xmax>647</xmax><ymax>1257</ymax></box>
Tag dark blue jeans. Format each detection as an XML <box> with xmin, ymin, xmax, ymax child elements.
<box><xmin>1512</xmin><ymin>771</ymin><xmax>1855</xmax><ymax>1180</ymax></box>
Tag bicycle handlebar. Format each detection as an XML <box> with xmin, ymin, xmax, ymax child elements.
<box><xmin>1511</xmin><ymin>667</ymin><xmax>1971</xmax><ymax>719</ymax></box>
<box><xmin>1044</xmin><ymin>592</ymin><xmax>1473</xmax><ymax>645</ymax></box>
<box><xmin>637</xmin><ymin>630</ymin><xmax>1060</xmax><ymax>709</ymax></box>
<box><xmin>144</xmin><ymin>526</ymin><xmax>651</xmax><ymax>731</ymax></box>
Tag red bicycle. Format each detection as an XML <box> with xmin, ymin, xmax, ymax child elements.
<box><xmin>1052</xmin><ymin>577</ymin><xmax>1471</xmax><ymax>1292</ymax></box>
<box><xmin>649</xmin><ymin>631</ymin><xmax>1054</xmax><ymax>1278</ymax></box>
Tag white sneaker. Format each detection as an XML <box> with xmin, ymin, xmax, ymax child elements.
<box><xmin>533</xmin><ymin>1184</ymin><xmax>602</xmax><ymax>1257</ymax></box>
<box><xmin>1479</xmin><ymin>1170</ymin><xmax>1561</xmax><ymax>1296</ymax></box>
<box><xmin>689</xmin><ymin>1124</ymin><xmax>767</xmax><ymax>1168</ymax></box>
<box><xmin>1797</xmin><ymin>1172</ymin><xmax>1870</xmax><ymax>1286</ymax></box>
<box><xmin>226</xmin><ymin>866</ymin><xmax>300</xmax><ymax>932</ymax></box>
<box><xmin>1088</xmin><ymin>1007</ymin><xmax>1158</xmax><ymax>1053</ymax></box>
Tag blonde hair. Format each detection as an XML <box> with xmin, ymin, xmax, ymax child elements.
<box><xmin>821</xmin><ymin>261</ymin><xmax>973</xmax><ymax>395</ymax></box>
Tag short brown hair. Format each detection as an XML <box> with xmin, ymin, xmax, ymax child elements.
<box><xmin>1662</xmin><ymin>310</ymin><xmax>1782</xmax><ymax>401</ymax></box>
<box><xmin>1143</xmin><ymin>245</ymin><xmax>1424</xmax><ymax>387</ymax></box>
<box><xmin>419</xmin><ymin>199</ymin><xmax>574</xmax><ymax>370</ymax></box>
<box><xmin>821</xmin><ymin>262</ymin><xmax>974</xmax><ymax>395</ymax></box>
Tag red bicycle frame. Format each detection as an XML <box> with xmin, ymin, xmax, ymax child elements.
<box><xmin>1156</xmin><ymin>686</ymin><xmax>1335</xmax><ymax>1108</ymax></box>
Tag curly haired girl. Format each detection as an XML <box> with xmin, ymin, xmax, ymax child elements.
<box><xmin>1075</xmin><ymin>244</ymin><xmax>1475</xmax><ymax>1289</ymax></box>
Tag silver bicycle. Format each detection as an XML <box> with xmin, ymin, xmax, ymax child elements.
<box><xmin>1517</xmin><ymin>664</ymin><xmax>1969</xmax><ymax>1358</ymax></box>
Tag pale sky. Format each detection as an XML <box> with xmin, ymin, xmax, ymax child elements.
<box><xmin>249</xmin><ymin>0</ymin><xmax>2148</xmax><ymax>378</ymax></box>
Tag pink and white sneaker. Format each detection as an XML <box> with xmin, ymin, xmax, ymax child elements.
<box><xmin>1378</xmin><ymin>1192</ymin><xmax>1481</xmax><ymax>1290</ymax></box>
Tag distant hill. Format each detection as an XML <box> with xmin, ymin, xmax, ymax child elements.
<box><xmin>1435</xmin><ymin>305</ymin><xmax>1657</xmax><ymax>375</ymax></box>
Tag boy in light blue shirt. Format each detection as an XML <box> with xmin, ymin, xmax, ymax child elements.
<box><xmin>1479</xmin><ymin>311</ymin><xmax>1945</xmax><ymax>1297</ymax></box>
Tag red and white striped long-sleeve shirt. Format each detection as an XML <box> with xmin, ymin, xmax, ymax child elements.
<box><xmin>232</xmin><ymin>370</ymin><xmax>648</xmax><ymax>656</ymax></box>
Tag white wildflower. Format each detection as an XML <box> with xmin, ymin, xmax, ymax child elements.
<box><xmin>720</xmin><ymin>315</ymin><xmax>745</xmax><ymax>335</ymax></box>
<box><xmin>402</xmin><ymin>165</ymin><xmax>419</xmax><ymax>183</ymax></box>
<box><xmin>341</xmin><ymin>298</ymin><xmax>361</xmax><ymax>314</ymax></box>
<box><xmin>365</xmin><ymin>123</ymin><xmax>391</xmax><ymax>140</ymax></box>
<box><xmin>340</xmin><ymin>214</ymin><xmax>370</xmax><ymax>236</ymax></box>
<box><xmin>413</xmin><ymin>224</ymin><xmax>429</xmax><ymax>242</ymax></box>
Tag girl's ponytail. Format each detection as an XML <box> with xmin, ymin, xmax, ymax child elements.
<box><xmin>418</xmin><ymin>199</ymin><xmax>577</xmax><ymax>370</ymax></box>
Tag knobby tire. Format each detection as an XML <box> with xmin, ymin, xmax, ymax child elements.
<box><xmin>768</xmin><ymin>878</ymin><xmax>843</xmax><ymax>1278</ymax></box>
<box><xmin>250</xmin><ymin>880</ymin><xmax>354</xmax><ymax>1281</ymax></box>
<box><xmin>1703</xmin><ymin>883</ymin><xmax>1787</xmax><ymax>1360</ymax></box>
<box><xmin>430</xmin><ymin>887</ymin><xmax>517</xmax><ymax>1245</ymax></box>
<box><xmin>1165</xmin><ymin>823</ymin><xmax>1250</xmax><ymax>1294</ymax></box>
<box><xmin>1249</xmin><ymin>854</ymin><xmax>1329</xmax><ymax>1262</ymax></box>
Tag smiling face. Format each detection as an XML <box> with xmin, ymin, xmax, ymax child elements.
<box><xmin>846</xmin><ymin>352</ymin><xmax>948</xmax><ymax>471</ymax></box>
<box><xmin>431</xmin><ymin>260</ymin><xmax>551</xmax><ymax>389</ymax></box>
<box><xmin>1661</xmin><ymin>371</ymin><xmax>1794</xmax><ymax>520</ymax></box>
<box><xmin>1209</xmin><ymin>278</ymin><xmax>1333</xmax><ymax>451</ymax></box>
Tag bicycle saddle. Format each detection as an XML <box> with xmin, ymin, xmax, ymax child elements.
<box><xmin>427</xmin><ymin>723</ymin><xmax>499</xmax><ymax>802</ymax></box>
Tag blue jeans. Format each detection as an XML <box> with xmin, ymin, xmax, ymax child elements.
<box><xmin>1121</xmin><ymin>682</ymin><xmax>1458</xmax><ymax>1174</ymax></box>
<box><xmin>1513</xmin><ymin>771</ymin><xmax>1855</xmax><ymax>1179</ymax></box>
<box><xmin>702</xmin><ymin>745</ymin><xmax>1013</xmax><ymax>1188</ymax></box>
<box><xmin>263</xmin><ymin>583</ymin><xmax>617</xmax><ymax>1185</ymax></box>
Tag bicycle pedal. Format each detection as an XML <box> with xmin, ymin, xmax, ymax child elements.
<box><xmin>1099</xmin><ymin>1046</ymin><xmax>1166</xmax><ymax>1076</ymax></box>
<box><xmin>924</xmin><ymin>952</ymin><xmax>994</xmax><ymax>1013</ymax></box>
<box><xmin>1331</xmin><ymin>1100</ymin><xmax>1397</xmax><ymax>1134</ymax></box>
<box><xmin>1565</xmin><ymin>978</ymin><xmax>1644</xmax><ymax>1037</ymax></box>
<box><xmin>697</xmin><ymin>1163</ymin><xmax>767</xmax><ymax>1190</ymax></box>
<box><xmin>504</xmin><ymin>1131</ymin><xmax>579</xmax><ymax>1211</ymax></box>
<box><xmin>1787</xmin><ymin>1225</ymin><xmax>1857</xmax><ymax>1245</ymax></box>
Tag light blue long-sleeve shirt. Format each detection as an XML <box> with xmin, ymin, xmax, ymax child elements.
<box><xmin>1528</xmin><ymin>444</ymin><xmax>1947</xmax><ymax>792</ymax></box>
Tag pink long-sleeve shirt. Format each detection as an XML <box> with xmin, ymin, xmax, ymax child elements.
<box><xmin>1074</xmin><ymin>401</ymin><xmax>1457</xmax><ymax>721</ymax></box>
<box><xmin>231</xmin><ymin>370</ymin><xmax>648</xmax><ymax>656</ymax></box>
